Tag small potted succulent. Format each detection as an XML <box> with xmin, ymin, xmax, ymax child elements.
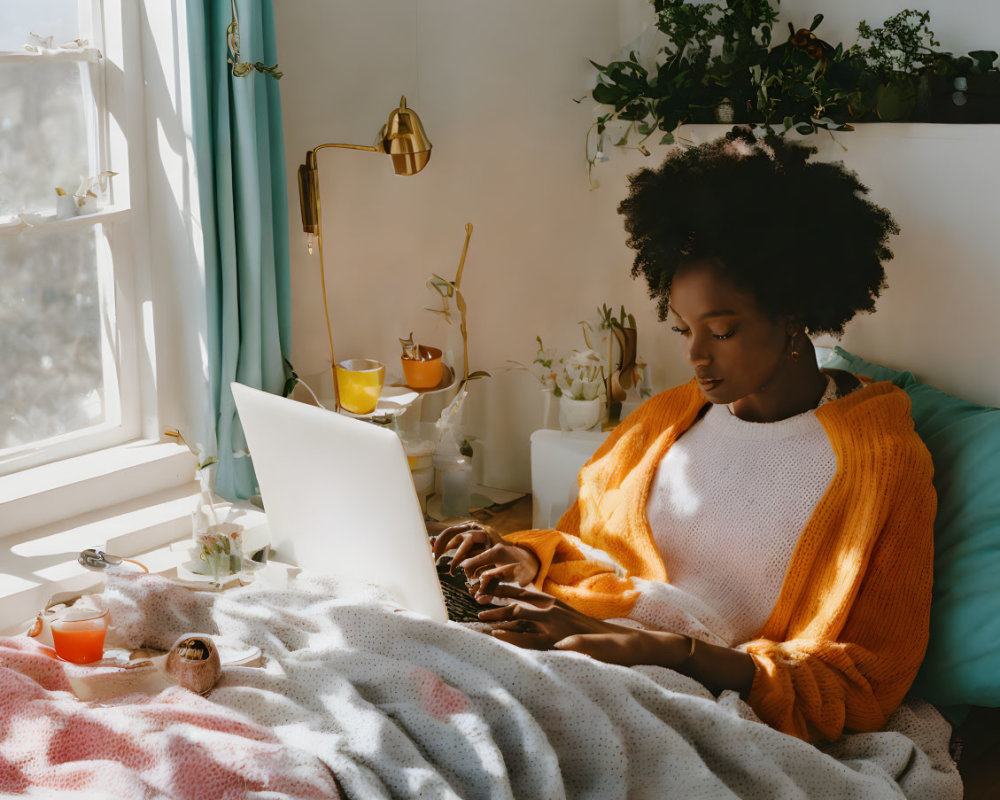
<box><xmin>399</xmin><ymin>332</ymin><xmax>445</xmax><ymax>390</ymax></box>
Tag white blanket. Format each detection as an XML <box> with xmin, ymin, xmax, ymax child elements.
<box><xmin>99</xmin><ymin>571</ymin><xmax>961</xmax><ymax>800</ymax></box>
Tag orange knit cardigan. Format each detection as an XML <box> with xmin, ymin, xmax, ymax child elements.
<box><xmin>506</xmin><ymin>378</ymin><xmax>936</xmax><ymax>742</ymax></box>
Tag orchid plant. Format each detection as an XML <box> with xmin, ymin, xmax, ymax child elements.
<box><xmin>557</xmin><ymin>349</ymin><xmax>605</xmax><ymax>401</ymax></box>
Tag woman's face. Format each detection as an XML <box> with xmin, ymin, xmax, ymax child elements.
<box><xmin>667</xmin><ymin>260</ymin><xmax>794</xmax><ymax>406</ymax></box>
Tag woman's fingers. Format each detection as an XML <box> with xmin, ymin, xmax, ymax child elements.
<box><xmin>477</xmin><ymin>605</ymin><xmax>515</xmax><ymax>622</ymax></box>
<box><xmin>431</xmin><ymin>522</ymin><xmax>485</xmax><ymax>559</ymax></box>
<box><xmin>469</xmin><ymin>564</ymin><xmax>515</xmax><ymax>598</ymax></box>
<box><xmin>449</xmin><ymin>533</ymin><xmax>489</xmax><ymax>570</ymax></box>
<box><xmin>458</xmin><ymin>545</ymin><xmax>502</xmax><ymax>578</ymax></box>
<box><xmin>488</xmin><ymin>582</ymin><xmax>555</xmax><ymax>608</ymax></box>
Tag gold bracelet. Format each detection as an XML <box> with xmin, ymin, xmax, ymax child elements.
<box><xmin>681</xmin><ymin>635</ymin><xmax>697</xmax><ymax>664</ymax></box>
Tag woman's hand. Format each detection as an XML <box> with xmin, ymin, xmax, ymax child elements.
<box><xmin>480</xmin><ymin>584</ymin><xmax>692</xmax><ymax>668</ymax></box>
<box><xmin>431</xmin><ymin>521</ymin><xmax>541</xmax><ymax>589</ymax></box>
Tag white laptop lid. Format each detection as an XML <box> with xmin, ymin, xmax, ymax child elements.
<box><xmin>231</xmin><ymin>382</ymin><xmax>447</xmax><ymax>623</ymax></box>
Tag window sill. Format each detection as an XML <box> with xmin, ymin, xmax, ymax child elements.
<box><xmin>0</xmin><ymin>439</ymin><xmax>196</xmax><ymax>540</ymax></box>
<box><xmin>0</xmin><ymin>439</ymin><xmax>204</xmax><ymax>632</ymax></box>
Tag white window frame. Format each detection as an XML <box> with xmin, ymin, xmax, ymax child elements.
<box><xmin>0</xmin><ymin>0</ymin><xmax>206</xmax><ymax>629</ymax></box>
<box><xmin>0</xmin><ymin>0</ymin><xmax>142</xmax><ymax>476</ymax></box>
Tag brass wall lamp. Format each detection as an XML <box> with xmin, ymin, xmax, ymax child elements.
<box><xmin>297</xmin><ymin>96</ymin><xmax>432</xmax><ymax>410</ymax></box>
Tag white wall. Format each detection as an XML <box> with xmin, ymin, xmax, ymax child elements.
<box><xmin>275</xmin><ymin>0</ymin><xmax>1000</xmax><ymax>491</ymax></box>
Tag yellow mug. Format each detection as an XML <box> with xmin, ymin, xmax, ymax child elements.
<box><xmin>335</xmin><ymin>358</ymin><xmax>386</xmax><ymax>414</ymax></box>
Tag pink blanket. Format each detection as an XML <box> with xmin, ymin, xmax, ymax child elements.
<box><xmin>0</xmin><ymin>637</ymin><xmax>339</xmax><ymax>799</ymax></box>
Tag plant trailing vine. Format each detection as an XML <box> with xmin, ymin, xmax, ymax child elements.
<box><xmin>588</xmin><ymin>2</ymin><xmax>999</xmax><ymax>179</ymax></box>
<box><xmin>226</xmin><ymin>0</ymin><xmax>283</xmax><ymax>80</ymax></box>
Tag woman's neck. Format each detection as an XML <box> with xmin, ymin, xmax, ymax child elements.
<box><xmin>728</xmin><ymin>352</ymin><xmax>829</xmax><ymax>423</ymax></box>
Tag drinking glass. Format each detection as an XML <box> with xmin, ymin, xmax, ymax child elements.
<box><xmin>335</xmin><ymin>358</ymin><xmax>386</xmax><ymax>414</ymax></box>
<box><xmin>51</xmin><ymin>608</ymin><xmax>109</xmax><ymax>664</ymax></box>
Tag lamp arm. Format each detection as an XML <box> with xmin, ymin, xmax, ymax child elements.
<box><xmin>298</xmin><ymin>143</ymin><xmax>381</xmax><ymax>235</ymax></box>
<box><xmin>312</xmin><ymin>142</ymin><xmax>380</xmax><ymax>154</ymax></box>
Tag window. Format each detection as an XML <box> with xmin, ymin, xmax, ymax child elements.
<box><xmin>0</xmin><ymin>0</ymin><xmax>140</xmax><ymax>476</ymax></box>
<box><xmin>0</xmin><ymin>0</ymin><xmax>207</xmax><ymax>628</ymax></box>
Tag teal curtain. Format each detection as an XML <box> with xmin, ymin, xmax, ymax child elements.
<box><xmin>187</xmin><ymin>0</ymin><xmax>291</xmax><ymax>499</ymax></box>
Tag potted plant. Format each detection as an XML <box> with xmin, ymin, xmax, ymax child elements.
<box><xmin>556</xmin><ymin>349</ymin><xmax>605</xmax><ymax>431</ymax></box>
<box><xmin>587</xmin><ymin>1</ymin><xmax>1000</xmax><ymax>174</ymax></box>
<box><xmin>399</xmin><ymin>333</ymin><xmax>445</xmax><ymax>390</ymax></box>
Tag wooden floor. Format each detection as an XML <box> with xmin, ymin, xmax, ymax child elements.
<box><xmin>459</xmin><ymin>495</ymin><xmax>1000</xmax><ymax>796</ymax></box>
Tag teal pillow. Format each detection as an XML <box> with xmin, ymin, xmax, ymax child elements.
<box><xmin>821</xmin><ymin>345</ymin><xmax>917</xmax><ymax>387</ymax></box>
<box><xmin>826</xmin><ymin>348</ymin><xmax>1000</xmax><ymax>709</ymax></box>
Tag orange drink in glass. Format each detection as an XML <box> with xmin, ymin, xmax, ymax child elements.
<box><xmin>51</xmin><ymin>608</ymin><xmax>109</xmax><ymax>664</ymax></box>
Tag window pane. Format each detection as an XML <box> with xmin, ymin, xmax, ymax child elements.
<box><xmin>0</xmin><ymin>228</ymin><xmax>106</xmax><ymax>449</ymax></box>
<box><xmin>0</xmin><ymin>62</ymin><xmax>90</xmax><ymax>217</ymax></box>
<box><xmin>0</xmin><ymin>1</ymin><xmax>85</xmax><ymax>53</ymax></box>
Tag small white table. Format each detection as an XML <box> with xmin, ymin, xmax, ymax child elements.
<box><xmin>529</xmin><ymin>429</ymin><xmax>609</xmax><ymax>529</ymax></box>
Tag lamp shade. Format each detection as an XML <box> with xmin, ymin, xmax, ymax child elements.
<box><xmin>379</xmin><ymin>96</ymin><xmax>432</xmax><ymax>175</ymax></box>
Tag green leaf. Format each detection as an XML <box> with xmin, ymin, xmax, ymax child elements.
<box><xmin>466</xmin><ymin>370</ymin><xmax>491</xmax><ymax>380</ymax></box>
<box><xmin>875</xmin><ymin>81</ymin><xmax>915</xmax><ymax>121</ymax></box>
<box><xmin>427</xmin><ymin>274</ymin><xmax>453</xmax><ymax>297</ymax></box>
<box><xmin>795</xmin><ymin>123</ymin><xmax>814</xmax><ymax>135</ymax></box>
<box><xmin>783</xmin><ymin>116</ymin><xmax>793</xmax><ymax>130</ymax></box>
<box><xmin>592</xmin><ymin>83</ymin><xmax>619</xmax><ymax>105</ymax></box>
<box><xmin>659</xmin><ymin>132</ymin><xmax>675</xmax><ymax>145</ymax></box>
<box><xmin>969</xmin><ymin>50</ymin><xmax>998</xmax><ymax>72</ymax></box>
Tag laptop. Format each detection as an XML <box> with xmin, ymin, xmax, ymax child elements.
<box><xmin>231</xmin><ymin>382</ymin><xmax>451</xmax><ymax>623</ymax></box>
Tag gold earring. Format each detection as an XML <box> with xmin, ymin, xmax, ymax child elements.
<box><xmin>790</xmin><ymin>331</ymin><xmax>800</xmax><ymax>362</ymax></box>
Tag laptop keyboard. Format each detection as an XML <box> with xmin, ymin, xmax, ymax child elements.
<box><xmin>436</xmin><ymin>561</ymin><xmax>496</xmax><ymax>623</ymax></box>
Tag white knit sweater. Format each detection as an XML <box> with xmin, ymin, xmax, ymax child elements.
<box><xmin>643</xmin><ymin>377</ymin><xmax>840</xmax><ymax>646</ymax></box>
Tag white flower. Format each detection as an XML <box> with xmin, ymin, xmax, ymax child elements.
<box><xmin>557</xmin><ymin>349</ymin><xmax>605</xmax><ymax>401</ymax></box>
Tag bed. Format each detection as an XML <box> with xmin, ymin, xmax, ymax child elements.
<box><xmin>2</xmin><ymin>347</ymin><xmax>997</xmax><ymax>799</ymax></box>
<box><xmin>0</xmin><ymin>570</ymin><xmax>963</xmax><ymax>799</ymax></box>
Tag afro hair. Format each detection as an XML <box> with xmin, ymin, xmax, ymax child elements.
<box><xmin>617</xmin><ymin>129</ymin><xmax>900</xmax><ymax>336</ymax></box>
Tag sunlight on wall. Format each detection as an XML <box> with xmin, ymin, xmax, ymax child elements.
<box><xmin>276</xmin><ymin>0</ymin><xmax>1000</xmax><ymax>490</ymax></box>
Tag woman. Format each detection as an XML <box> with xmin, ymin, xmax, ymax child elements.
<box><xmin>433</xmin><ymin>130</ymin><xmax>935</xmax><ymax>744</ymax></box>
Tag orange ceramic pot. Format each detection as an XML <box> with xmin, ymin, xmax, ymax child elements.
<box><xmin>401</xmin><ymin>346</ymin><xmax>444</xmax><ymax>389</ymax></box>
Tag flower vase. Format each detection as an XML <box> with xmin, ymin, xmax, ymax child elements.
<box><xmin>204</xmin><ymin>550</ymin><xmax>230</xmax><ymax>584</ymax></box>
<box><xmin>541</xmin><ymin>387</ymin><xmax>560</xmax><ymax>429</ymax></box>
<box><xmin>559</xmin><ymin>396</ymin><xmax>602</xmax><ymax>431</ymax></box>
<box><xmin>55</xmin><ymin>194</ymin><xmax>78</xmax><ymax>220</ymax></box>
